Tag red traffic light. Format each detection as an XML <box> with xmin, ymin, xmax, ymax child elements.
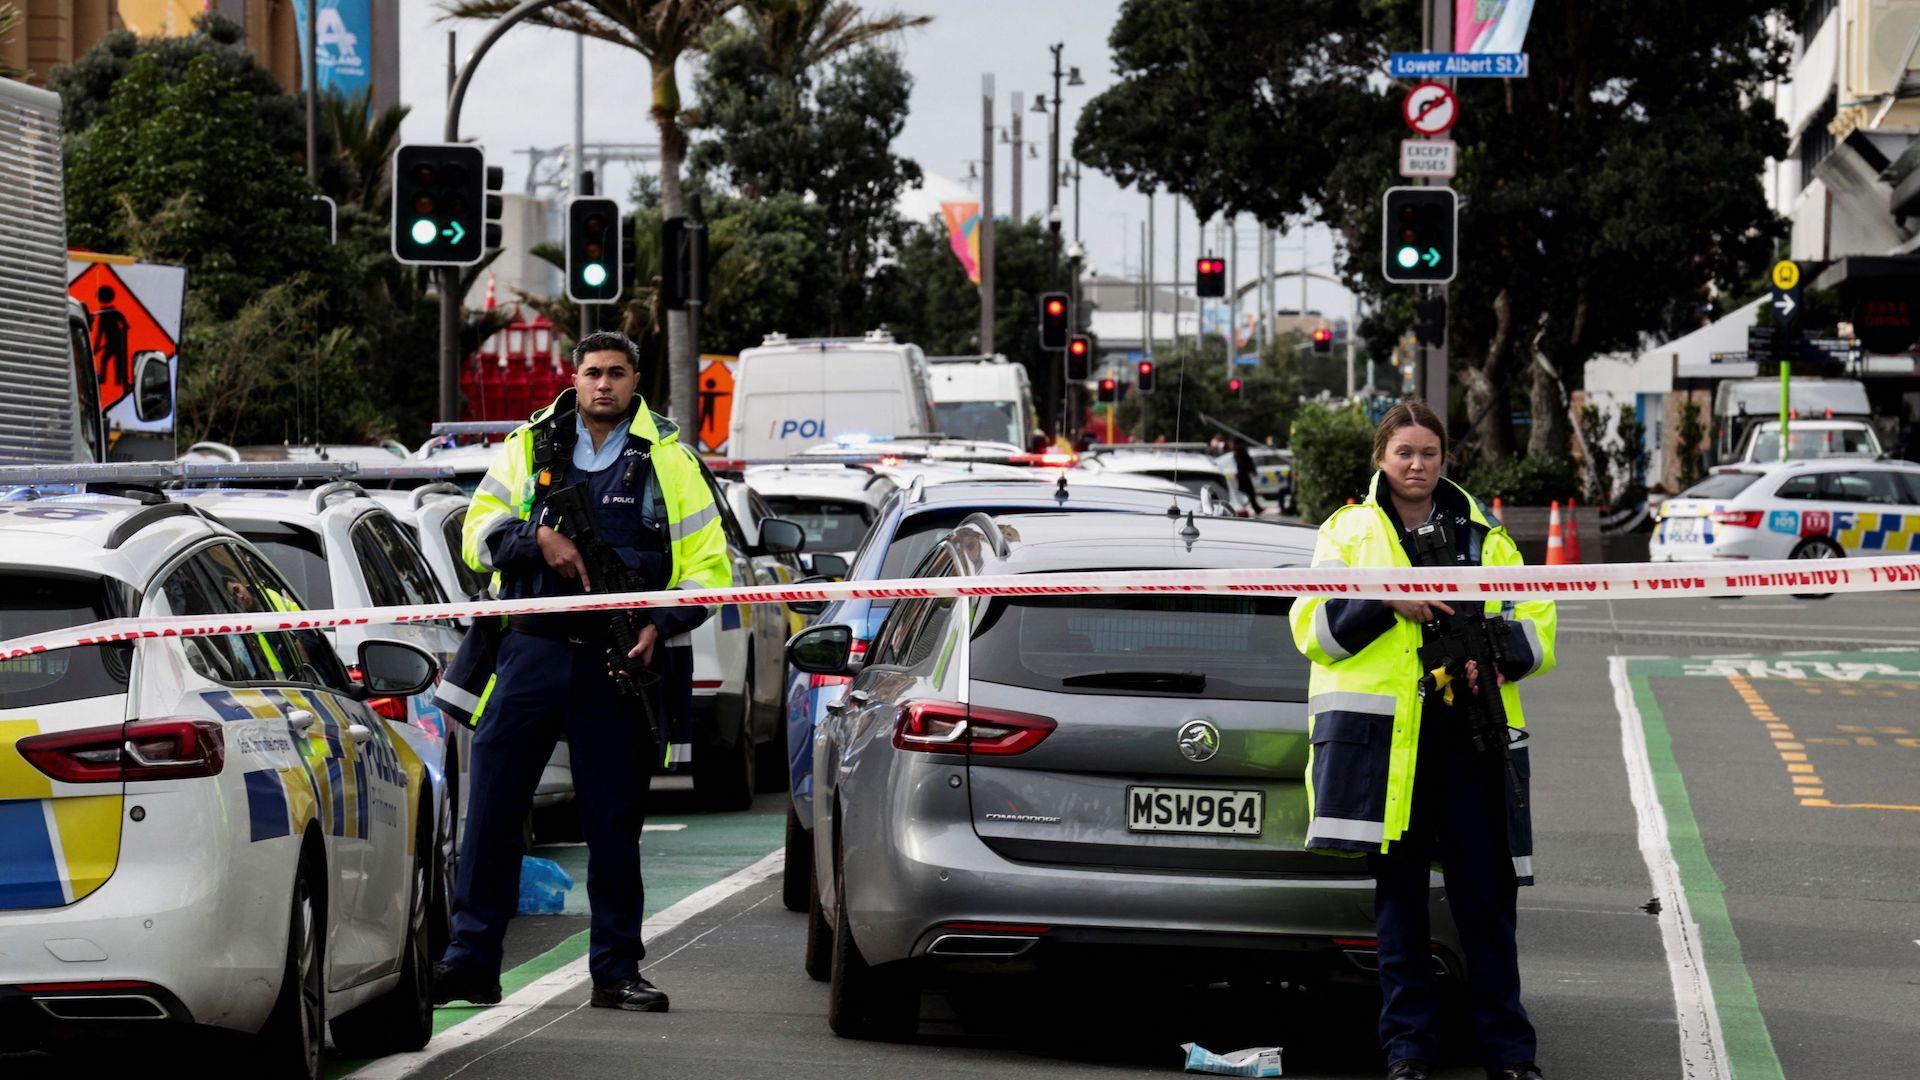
<box><xmin>1312</xmin><ymin>327</ymin><xmax>1332</xmax><ymax>343</ymax></box>
<box><xmin>1068</xmin><ymin>338</ymin><xmax>1089</xmax><ymax>356</ymax></box>
<box><xmin>1229</xmin><ymin>377</ymin><xmax>1243</xmax><ymax>393</ymax></box>
<box><xmin>1046</xmin><ymin>298</ymin><xmax>1066</xmax><ymax>316</ymax></box>
<box><xmin>1138</xmin><ymin>361</ymin><xmax>1153</xmax><ymax>376</ymax></box>
<box><xmin>1100</xmin><ymin>378</ymin><xmax>1116</xmax><ymax>389</ymax></box>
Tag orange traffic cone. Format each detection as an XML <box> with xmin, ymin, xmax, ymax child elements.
<box><xmin>1346</xmin><ymin>497</ymin><xmax>1356</xmax><ymax>505</ymax></box>
<box><xmin>1545</xmin><ymin>500</ymin><xmax>1566</xmax><ymax>566</ymax></box>
<box><xmin>1565</xmin><ymin>498</ymin><xmax>1583</xmax><ymax>563</ymax></box>
<box><xmin>1490</xmin><ymin>496</ymin><xmax>1505</xmax><ymax>525</ymax></box>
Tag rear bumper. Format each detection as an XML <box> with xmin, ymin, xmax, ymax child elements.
<box><xmin>0</xmin><ymin>789</ymin><xmax>291</xmax><ymax>1043</ymax></box>
<box><xmin>840</xmin><ymin>776</ymin><xmax>1459</xmax><ymax>977</ymax></box>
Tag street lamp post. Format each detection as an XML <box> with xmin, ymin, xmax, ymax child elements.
<box><xmin>1043</xmin><ymin>43</ymin><xmax>1084</xmax><ymax>221</ymax></box>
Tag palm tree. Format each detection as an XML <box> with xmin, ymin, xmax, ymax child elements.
<box><xmin>732</xmin><ymin>0</ymin><xmax>930</xmax><ymax>81</ymax></box>
<box><xmin>440</xmin><ymin>0</ymin><xmax>741</xmax><ymax>422</ymax></box>
<box><xmin>321</xmin><ymin>87</ymin><xmax>411</xmax><ymax>211</ymax></box>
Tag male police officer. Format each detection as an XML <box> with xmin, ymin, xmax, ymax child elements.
<box><xmin>432</xmin><ymin>331</ymin><xmax>732</xmax><ymax>1012</ymax></box>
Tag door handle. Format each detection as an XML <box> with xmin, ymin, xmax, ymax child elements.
<box><xmin>347</xmin><ymin>723</ymin><xmax>374</xmax><ymax>745</ymax></box>
<box><xmin>286</xmin><ymin>709</ymin><xmax>316</xmax><ymax>733</ymax></box>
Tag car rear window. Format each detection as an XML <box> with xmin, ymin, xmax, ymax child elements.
<box><xmin>934</xmin><ymin>400</ymin><xmax>1021</xmax><ymax>445</ymax></box>
<box><xmin>1679</xmin><ymin>472</ymin><xmax>1761</xmax><ymax>499</ymax></box>
<box><xmin>970</xmin><ymin>593</ymin><xmax>1309</xmax><ymax>702</ymax></box>
<box><xmin>0</xmin><ymin>575</ymin><xmax>132</xmax><ymax>709</ymax></box>
<box><xmin>238</xmin><ymin>524</ymin><xmax>332</xmax><ymax>608</ymax></box>
<box><xmin>763</xmin><ymin>496</ymin><xmax>872</xmax><ymax>552</ymax></box>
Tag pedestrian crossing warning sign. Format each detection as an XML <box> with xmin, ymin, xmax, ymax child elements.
<box><xmin>66</xmin><ymin>256</ymin><xmax>186</xmax><ymax>435</ymax></box>
<box><xmin>697</xmin><ymin>358</ymin><xmax>735</xmax><ymax>454</ymax></box>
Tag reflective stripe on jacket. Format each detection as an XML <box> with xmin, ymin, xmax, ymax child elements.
<box><xmin>1286</xmin><ymin>472</ymin><xmax>1556</xmax><ymax>881</ymax></box>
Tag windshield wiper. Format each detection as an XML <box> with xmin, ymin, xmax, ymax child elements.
<box><xmin>1058</xmin><ymin>670</ymin><xmax>1207</xmax><ymax>693</ymax></box>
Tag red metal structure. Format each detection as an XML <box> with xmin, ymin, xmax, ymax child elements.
<box><xmin>460</xmin><ymin>306</ymin><xmax>571</xmax><ymax>422</ymax></box>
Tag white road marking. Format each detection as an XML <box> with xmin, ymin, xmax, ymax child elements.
<box><xmin>1563</xmin><ymin>618</ymin><xmax>1920</xmax><ymax>633</ymax></box>
<box><xmin>1610</xmin><ymin>655</ymin><xmax>1731</xmax><ymax>1080</ymax></box>
<box><xmin>1565</xmin><ymin>624</ymin><xmax>1920</xmax><ymax>646</ymax></box>
<box><xmin>1722</xmin><ymin>603</ymin><xmax>1803</xmax><ymax>610</ymax></box>
<box><xmin>345</xmin><ymin>848</ymin><xmax>784</xmax><ymax>1079</ymax></box>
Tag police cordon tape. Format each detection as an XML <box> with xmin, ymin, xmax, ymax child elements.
<box><xmin>4</xmin><ymin>556</ymin><xmax>1919</xmax><ymax>660</ymax></box>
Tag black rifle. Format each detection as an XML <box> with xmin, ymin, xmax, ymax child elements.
<box><xmin>1408</xmin><ymin>521</ymin><xmax>1526</xmax><ymax>807</ymax></box>
<box><xmin>544</xmin><ymin>481</ymin><xmax>661</xmax><ymax>745</ymax></box>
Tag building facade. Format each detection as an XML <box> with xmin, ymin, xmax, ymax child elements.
<box><xmin>2</xmin><ymin>0</ymin><xmax>398</xmax><ymax>116</ymax></box>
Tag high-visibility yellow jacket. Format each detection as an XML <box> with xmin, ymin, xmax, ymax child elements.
<box><xmin>462</xmin><ymin>390</ymin><xmax>730</xmax><ymax>595</ymax></box>
<box><xmin>437</xmin><ymin>389</ymin><xmax>732</xmax><ymax>728</ymax></box>
<box><xmin>1287</xmin><ymin>473</ymin><xmax>1556</xmax><ymax>882</ymax></box>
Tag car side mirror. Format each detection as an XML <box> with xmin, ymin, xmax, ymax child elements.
<box><xmin>351</xmin><ymin>639</ymin><xmax>439</xmax><ymax>699</ymax></box>
<box><xmin>759</xmin><ymin>517</ymin><xmax>806</xmax><ymax>555</ymax></box>
<box><xmin>808</xmin><ymin>552</ymin><xmax>849</xmax><ymax>580</ymax></box>
<box><xmin>787</xmin><ymin>623</ymin><xmax>859</xmax><ymax>676</ymax></box>
<box><xmin>786</xmin><ymin>574</ymin><xmax>838</xmax><ymax>616</ymax></box>
<box><xmin>133</xmin><ymin>350</ymin><xmax>173</xmax><ymax>423</ymax></box>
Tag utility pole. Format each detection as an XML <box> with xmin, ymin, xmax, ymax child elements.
<box><xmin>1172</xmin><ymin>195</ymin><xmax>1181</xmax><ymax>354</ymax></box>
<box><xmin>304</xmin><ymin>0</ymin><xmax>317</xmax><ymax>181</ymax></box>
<box><xmin>1072</xmin><ymin>160</ymin><xmax>1082</xmax><ymax>242</ymax></box>
<box><xmin>980</xmin><ymin>74</ymin><xmax>996</xmax><ymax>356</ymax></box>
<box><xmin>1010</xmin><ymin>93</ymin><xmax>1024</xmax><ymax>222</ymax></box>
<box><xmin>574</xmin><ymin>33</ymin><xmax>588</xmax><ymax>342</ymax></box>
<box><xmin>1047</xmin><ymin>44</ymin><xmax>1063</xmax><ymax>220</ymax></box>
<box><xmin>1145</xmin><ymin>190</ymin><xmax>1155</xmax><ymax>355</ymax></box>
<box><xmin>1420</xmin><ymin>0</ymin><xmax>1453</xmax><ymax>418</ymax></box>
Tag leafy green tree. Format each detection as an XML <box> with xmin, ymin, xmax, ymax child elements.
<box><xmin>871</xmin><ymin>217</ymin><xmax>1071</xmax><ymax>425</ymax></box>
<box><xmin>441</xmin><ymin>0</ymin><xmax>742</xmax><ymax>420</ymax></box>
<box><xmin>66</xmin><ymin>52</ymin><xmax>333</xmax><ymax>319</ymax></box>
<box><xmin>693</xmin><ymin>10</ymin><xmax>927</xmax><ymax>333</ymax></box>
<box><xmin>1074</xmin><ymin>0</ymin><xmax>1790</xmax><ymax>467</ymax></box>
<box><xmin>321</xmin><ymin>86</ymin><xmax>412</xmax><ymax>211</ymax></box>
<box><xmin>1290</xmin><ymin>401</ymin><xmax>1376</xmax><ymax>523</ymax></box>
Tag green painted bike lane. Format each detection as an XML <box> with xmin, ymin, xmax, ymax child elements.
<box><xmin>1622</xmin><ymin>648</ymin><xmax>1920</xmax><ymax>1080</ymax></box>
<box><xmin>327</xmin><ymin>807</ymin><xmax>783</xmax><ymax>1078</ymax></box>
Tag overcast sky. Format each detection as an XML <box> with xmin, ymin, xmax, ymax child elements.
<box><xmin>398</xmin><ymin>0</ymin><xmax>1357</xmax><ymax>320</ymax></box>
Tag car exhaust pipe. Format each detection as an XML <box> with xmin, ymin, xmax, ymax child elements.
<box><xmin>925</xmin><ymin>933</ymin><xmax>1040</xmax><ymax>957</ymax></box>
<box><xmin>33</xmin><ymin>993</ymin><xmax>171</xmax><ymax>1020</ymax></box>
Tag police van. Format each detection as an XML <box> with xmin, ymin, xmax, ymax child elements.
<box><xmin>927</xmin><ymin>354</ymin><xmax>1038</xmax><ymax>449</ymax></box>
<box><xmin>728</xmin><ymin>331</ymin><xmax>937</xmax><ymax>461</ymax></box>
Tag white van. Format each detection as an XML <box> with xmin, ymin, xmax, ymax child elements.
<box><xmin>927</xmin><ymin>354</ymin><xmax>1038</xmax><ymax>448</ymax></box>
<box><xmin>729</xmin><ymin>330</ymin><xmax>936</xmax><ymax>460</ymax></box>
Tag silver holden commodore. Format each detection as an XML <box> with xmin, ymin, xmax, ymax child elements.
<box><xmin>788</xmin><ymin>510</ymin><xmax>1466</xmax><ymax>1040</ymax></box>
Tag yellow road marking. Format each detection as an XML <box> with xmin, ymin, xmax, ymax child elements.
<box><xmin>1730</xmin><ymin>674</ymin><xmax>1918</xmax><ymax>812</ymax></box>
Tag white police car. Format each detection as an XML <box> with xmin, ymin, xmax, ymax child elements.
<box><xmin>1651</xmin><ymin>459</ymin><xmax>1920</xmax><ymax>571</ymax></box>
<box><xmin>0</xmin><ymin>465</ymin><xmax>447</xmax><ymax>1075</ymax></box>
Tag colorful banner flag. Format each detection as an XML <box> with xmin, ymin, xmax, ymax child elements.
<box><xmin>290</xmin><ymin>0</ymin><xmax>374</xmax><ymax>100</ymax></box>
<box><xmin>939</xmin><ymin>201</ymin><xmax>982</xmax><ymax>286</ymax></box>
<box><xmin>1455</xmin><ymin>0</ymin><xmax>1535</xmax><ymax>54</ymax></box>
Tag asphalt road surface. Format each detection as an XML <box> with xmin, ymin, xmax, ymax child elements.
<box><xmin>9</xmin><ymin>593</ymin><xmax>1916</xmax><ymax>1079</ymax></box>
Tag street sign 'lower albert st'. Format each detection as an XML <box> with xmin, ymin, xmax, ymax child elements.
<box><xmin>1400</xmin><ymin>139</ymin><xmax>1457</xmax><ymax>178</ymax></box>
<box><xmin>1390</xmin><ymin>52</ymin><xmax>1529</xmax><ymax>78</ymax></box>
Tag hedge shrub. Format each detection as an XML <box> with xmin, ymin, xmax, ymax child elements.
<box><xmin>1292</xmin><ymin>402</ymin><xmax>1377</xmax><ymax>523</ymax></box>
<box><xmin>1459</xmin><ymin>453</ymin><xmax>1579</xmax><ymax>506</ymax></box>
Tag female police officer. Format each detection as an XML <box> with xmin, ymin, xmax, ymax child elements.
<box><xmin>1288</xmin><ymin>402</ymin><xmax>1556</xmax><ymax>1080</ymax></box>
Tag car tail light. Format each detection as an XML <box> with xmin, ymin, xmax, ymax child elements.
<box><xmin>808</xmin><ymin>638</ymin><xmax>868</xmax><ymax>690</ymax></box>
<box><xmin>19</xmin><ymin>718</ymin><xmax>225</xmax><ymax>783</ymax></box>
<box><xmin>1710</xmin><ymin>510</ymin><xmax>1765</xmax><ymax>529</ymax></box>
<box><xmin>891</xmin><ymin>701</ymin><xmax>1055</xmax><ymax>756</ymax></box>
<box><xmin>347</xmin><ymin>665</ymin><xmax>408</xmax><ymax>722</ymax></box>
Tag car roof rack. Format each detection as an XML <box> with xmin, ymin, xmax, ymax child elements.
<box><xmin>349</xmin><ymin>463</ymin><xmax>458</xmax><ymax>484</ymax></box>
<box><xmin>407</xmin><ymin>481</ymin><xmax>468</xmax><ymax>509</ymax></box>
<box><xmin>431</xmin><ymin>421</ymin><xmax>522</xmax><ymax>437</ymax></box>
<box><xmin>0</xmin><ymin>461</ymin><xmax>362</xmax><ymax>487</ymax></box>
<box><xmin>958</xmin><ymin>511</ymin><xmax>1012</xmax><ymax>558</ymax></box>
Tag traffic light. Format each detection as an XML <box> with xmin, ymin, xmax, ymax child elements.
<box><xmin>391</xmin><ymin>143</ymin><xmax>487</xmax><ymax>266</ymax></box>
<box><xmin>1196</xmin><ymin>256</ymin><xmax>1225</xmax><ymax>298</ymax></box>
<box><xmin>1067</xmin><ymin>335</ymin><xmax>1092</xmax><ymax>380</ymax></box>
<box><xmin>566</xmin><ymin>197</ymin><xmax>622</xmax><ymax>303</ymax></box>
<box><xmin>484</xmin><ymin>165</ymin><xmax>505</xmax><ymax>250</ymax></box>
<box><xmin>1039</xmin><ymin>292</ymin><xmax>1070</xmax><ymax>349</ymax></box>
<box><xmin>1311</xmin><ymin>325</ymin><xmax>1333</xmax><ymax>354</ymax></box>
<box><xmin>1228</xmin><ymin>377</ymin><xmax>1244</xmax><ymax>396</ymax></box>
<box><xmin>1381</xmin><ymin>186</ymin><xmax>1457</xmax><ymax>284</ymax></box>
<box><xmin>1413</xmin><ymin>297</ymin><xmax>1448</xmax><ymax>346</ymax></box>
<box><xmin>1097</xmin><ymin>376</ymin><xmax>1117</xmax><ymax>403</ymax></box>
<box><xmin>662</xmin><ymin>215</ymin><xmax>709</xmax><ymax>310</ymax></box>
<box><xmin>1136</xmin><ymin>359</ymin><xmax>1156</xmax><ymax>393</ymax></box>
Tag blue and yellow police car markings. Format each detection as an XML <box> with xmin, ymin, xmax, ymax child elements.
<box><xmin>0</xmin><ymin>717</ymin><xmax>123</xmax><ymax>909</ymax></box>
<box><xmin>1833</xmin><ymin>511</ymin><xmax>1920</xmax><ymax>553</ymax></box>
<box><xmin>212</xmin><ymin>687</ymin><xmax>404</xmax><ymax>845</ymax></box>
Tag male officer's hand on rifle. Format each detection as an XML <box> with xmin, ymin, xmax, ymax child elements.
<box><xmin>536</xmin><ymin>525</ymin><xmax>592</xmax><ymax>589</ymax></box>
